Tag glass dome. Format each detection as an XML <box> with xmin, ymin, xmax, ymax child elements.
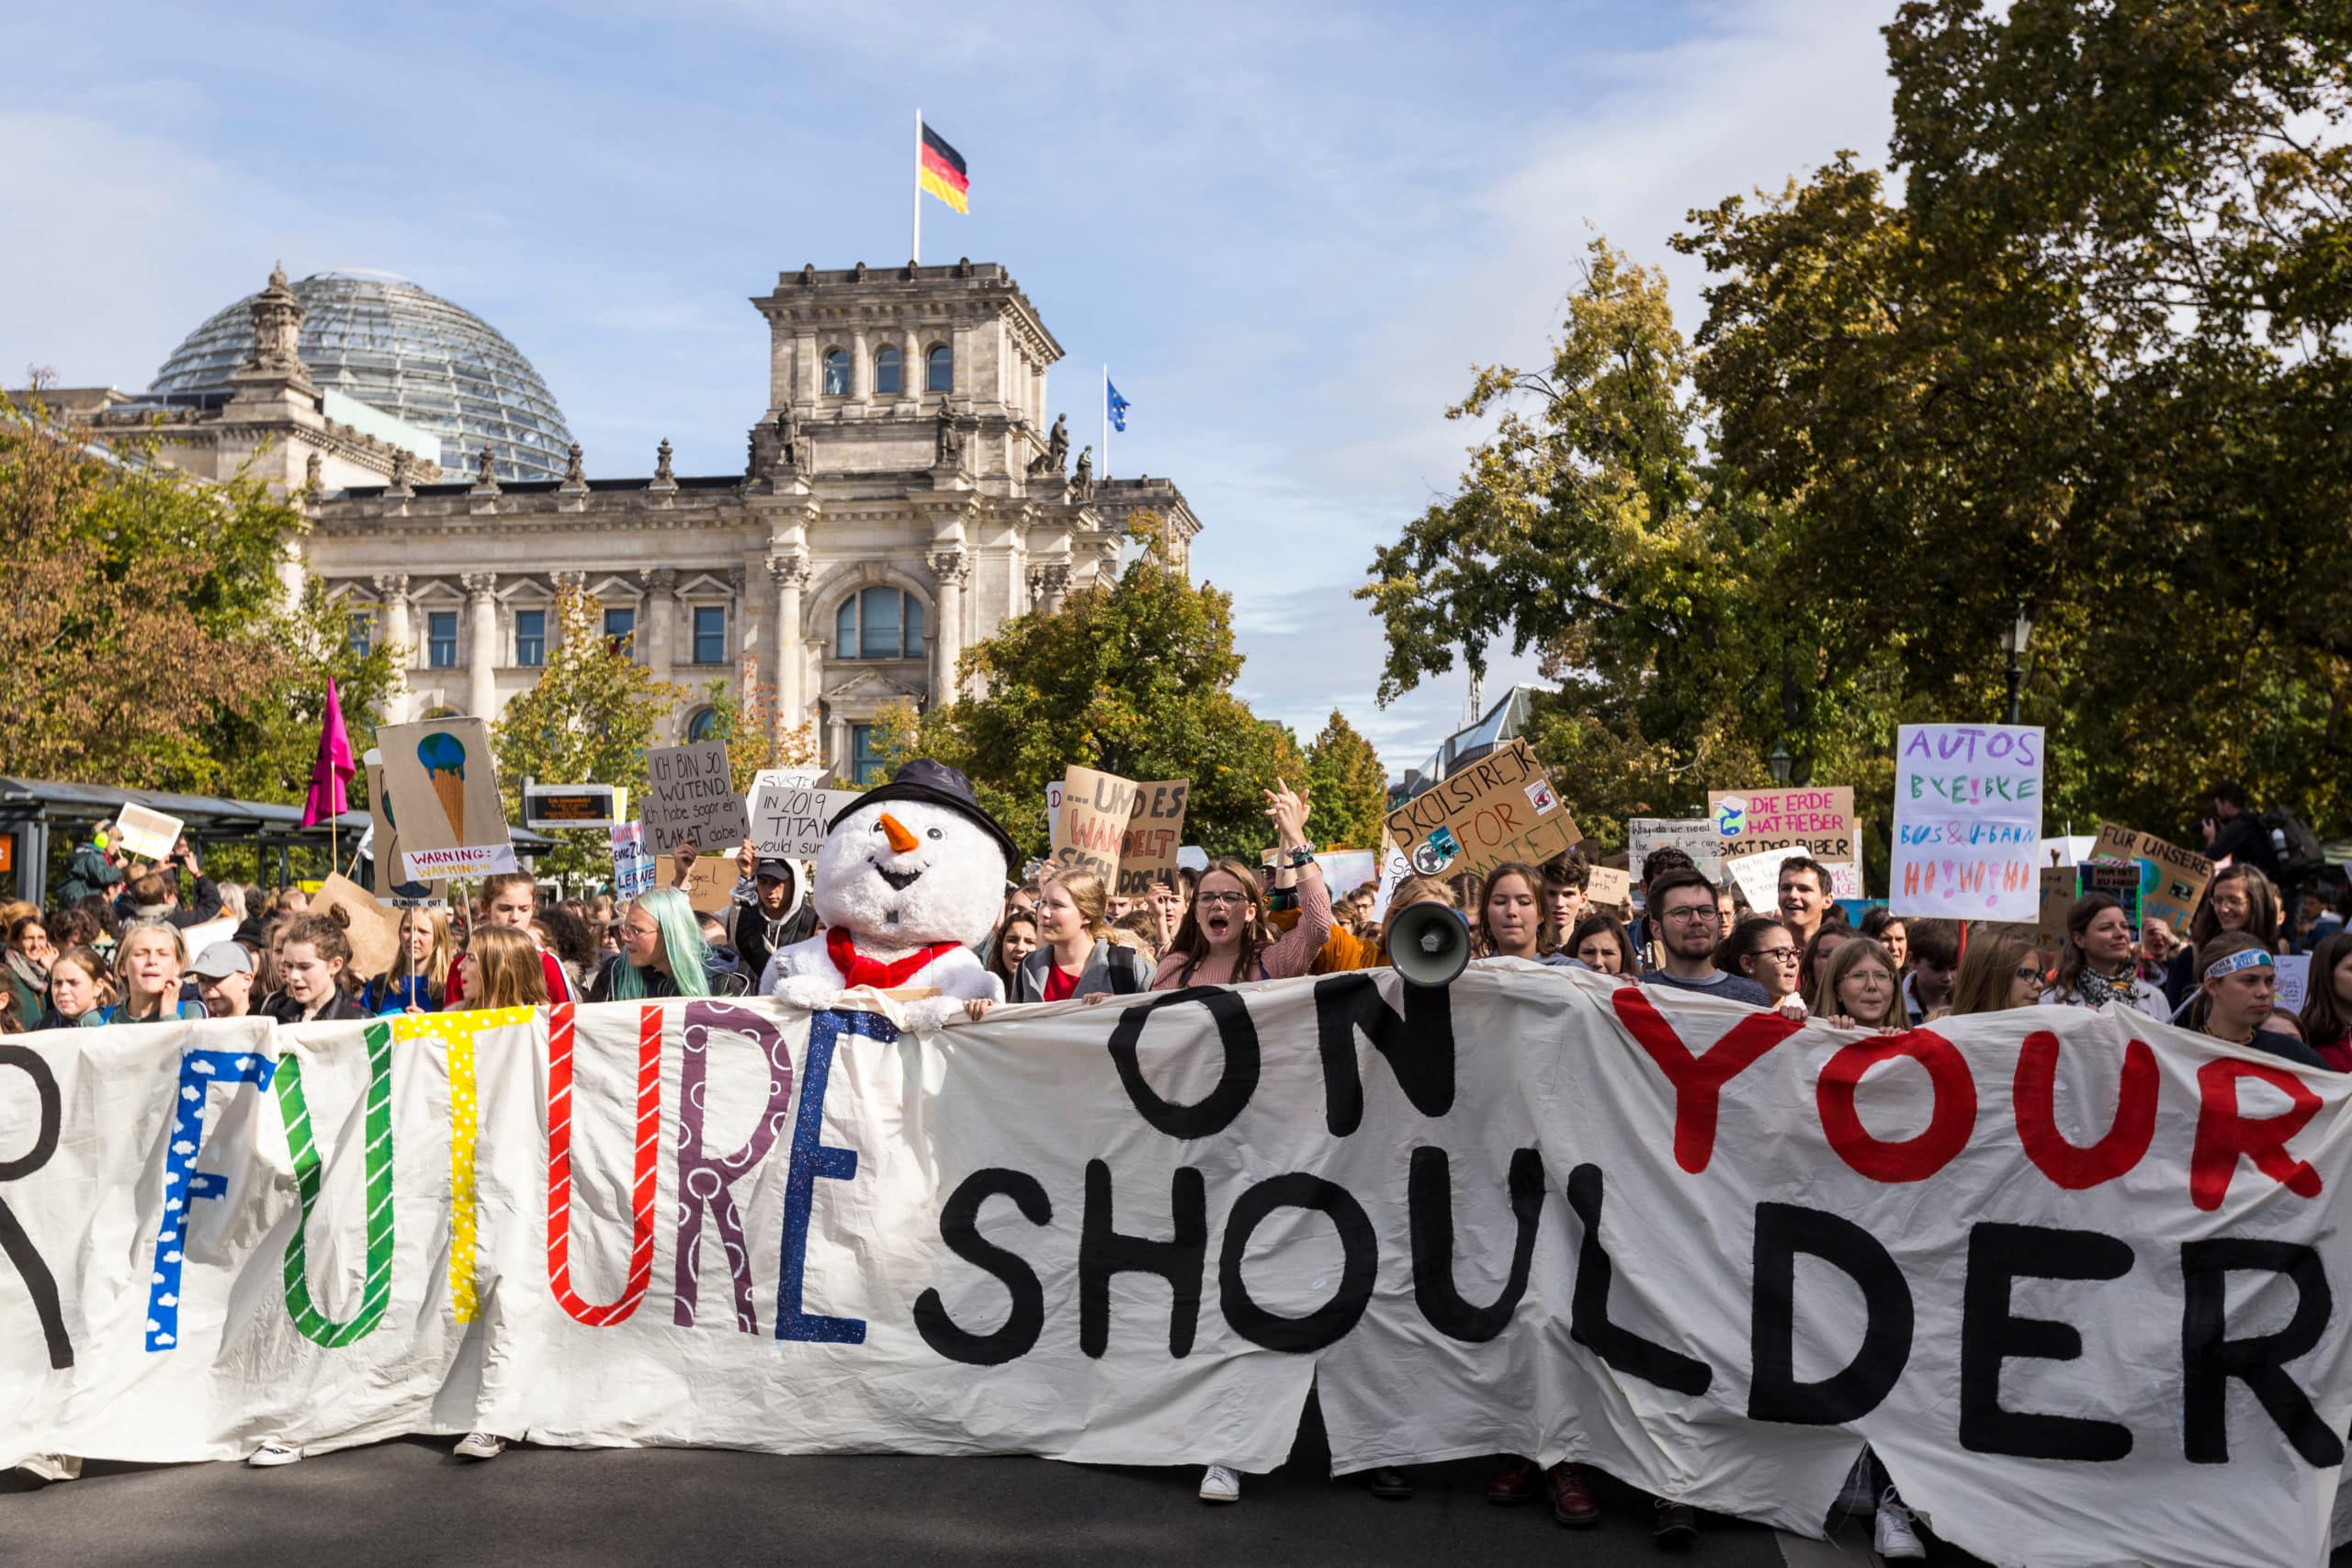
<box><xmin>148</xmin><ymin>269</ymin><xmax>575</xmax><ymax>482</ymax></box>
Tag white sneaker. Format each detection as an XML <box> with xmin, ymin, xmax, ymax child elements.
<box><xmin>453</xmin><ymin>1431</ymin><xmax>508</xmax><ymax>1461</ymax></box>
<box><xmin>246</xmin><ymin>1440</ymin><xmax>302</xmax><ymax>1468</ymax></box>
<box><xmin>1198</xmin><ymin>1463</ymin><xmax>1241</xmax><ymax>1504</ymax></box>
<box><xmin>1874</xmin><ymin>1486</ymin><xmax>1925</xmax><ymax>1559</ymax></box>
<box><xmin>18</xmin><ymin>1454</ymin><xmax>81</xmax><ymax>1482</ymax></box>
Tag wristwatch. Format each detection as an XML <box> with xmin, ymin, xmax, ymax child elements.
<box><xmin>1286</xmin><ymin>846</ymin><xmax>1315</xmax><ymax>868</ymax></box>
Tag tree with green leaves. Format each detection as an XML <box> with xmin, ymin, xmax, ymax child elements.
<box><xmin>492</xmin><ymin>585</ymin><xmax>688</xmax><ymax>883</ymax></box>
<box><xmin>0</xmin><ymin>390</ymin><xmax>397</xmax><ymax>797</ymax></box>
<box><xmin>1363</xmin><ymin>0</ymin><xmax>2352</xmax><ymax>876</ymax></box>
<box><xmin>901</xmin><ymin>522</ymin><xmax>1307</xmax><ymax>859</ymax></box>
<box><xmin>1304</xmin><ymin>709</ymin><xmax>1389</xmax><ymax>850</ymax></box>
<box><xmin>689</xmin><ymin>674</ymin><xmax>820</xmax><ymax>794</ymax></box>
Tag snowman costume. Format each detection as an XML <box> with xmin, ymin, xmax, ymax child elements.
<box><xmin>761</xmin><ymin>759</ymin><xmax>1018</xmax><ymax>1032</ymax></box>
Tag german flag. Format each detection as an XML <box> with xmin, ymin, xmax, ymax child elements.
<box><xmin>919</xmin><ymin>123</ymin><xmax>970</xmax><ymax>214</ymax></box>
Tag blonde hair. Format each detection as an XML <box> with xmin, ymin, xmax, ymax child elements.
<box><xmin>460</xmin><ymin>927</ymin><xmax>549</xmax><ymax>1011</ymax></box>
<box><xmin>394</xmin><ymin>909</ymin><xmax>457</xmax><ymax>993</ymax></box>
<box><xmin>112</xmin><ymin>919</ymin><xmax>189</xmax><ymax>1017</ymax></box>
<box><xmin>1046</xmin><ymin>870</ymin><xmax>1112</xmax><ymax>941</ymax></box>
<box><xmin>1805</xmin><ymin>936</ymin><xmax>1905</xmax><ymax>1029</ymax></box>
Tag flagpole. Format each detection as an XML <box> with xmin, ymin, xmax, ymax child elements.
<box><xmin>1102</xmin><ymin>365</ymin><xmax>1109</xmax><ymax>482</ymax></box>
<box><xmin>911</xmin><ymin>108</ymin><xmax>923</xmax><ymax>265</ymax></box>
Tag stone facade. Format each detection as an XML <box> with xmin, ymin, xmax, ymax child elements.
<box><xmin>92</xmin><ymin>260</ymin><xmax>1204</xmax><ymax>777</ymax></box>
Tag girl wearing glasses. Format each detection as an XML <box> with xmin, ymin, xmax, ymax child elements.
<box><xmin>1719</xmin><ymin>914</ymin><xmax>1806</xmax><ymax>1017</ymax></box>
<box><xmin>1151</xmin><ymin>781</ymin><xmax>1329</xmax><ymax>995</ymax></box>
<box><xmin>1946</xmin><ymin>931</ymin><xmax>2045</xmax><ymax>1016</ymax></box>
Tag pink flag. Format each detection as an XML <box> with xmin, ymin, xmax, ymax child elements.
<box><xmin>300</xmin><ymin>677</ymin><xmax>357</xmax><ymax>829</ymax></box>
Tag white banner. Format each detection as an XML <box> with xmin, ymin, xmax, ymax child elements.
<box><xmin>4</xmin><ymin>974</ymin><xmax>2349</xmax><ymax>1568</ymax></box>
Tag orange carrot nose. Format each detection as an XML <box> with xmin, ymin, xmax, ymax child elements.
<box><xmin>877</xmin><ymin>813</ymin><xmax>921</xmax><ymax>854</ymax></box>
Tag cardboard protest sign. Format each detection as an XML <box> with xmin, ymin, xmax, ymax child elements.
<box><xmin>1586</xmin><ymin>864</ymin><xmax>1633</xmax><ymax>911</ymax></box>
<box><xmin>1628</xmin><ymin>818</ymin><xmax>1722</xmax><ymax>881</ymax></box>
<box><xmin>306</xmin><ymin>871</ymin><xmax>401</xmax><ymax>979</ymax></box>
<box><xmin>1371</xmin><ymin>845</ymin><xmax>1411</xmax><ymax>921</ymax></box>
<box><xmin>675</xmin><ymin>852</ymin><xmax>736</xmax><ymax>914</ymax></box>
<box><xmin>379</xmin><ymin>719</ymin><xmax>516</xmax><ymax>881</ymax></box>
<box><xmin>748</xmin><ymin>784</ymin><xmax>860</xmax><ymax>862</ymax></box>
<box><xmin>2089</xmin><ymin>824</ymin><xmax>2214</xmax><ymax>937</ymax></box>
<box><xmin>752</xmin><ymin>767</ymin><xmax>823</xmax><ymax>793</ymax></box>
<box><xmin>1383</xmin><ymin>739</ymin><xmax>1578</xmax><ymax>882</ymax></box>
<box><xmin>1890</xmin><ymin>724</ymin><xmax>2045</xmax><ymax>923</ymax></box>
<box><xmin>609</xmin><ymin>823</ymin><xmax>656</xmax><ymax>900</ymax></box>
<box><xmin>112</xmin><ymin>802</ymin><xmax>184</xmax><ymax>863</ymax></box>
<box><xmin>1116</xmin><ymin>780</ymin><xmax>1190</xmax><ymax>898</ymax></box>
<box><xmin>2277</xmin><ymin>953</ymin><xmax>2312</xmax><ymax>1013</ymax></box>
<box><xmin>1722</xmin><ymin>845</ymin><xmax>1807</xmax><ymax>917</ymax></box>
<box><xmin>365</xmin><ymin>759</ymin><xmax>450</xmax><ymax>908</ymax></box>
<box><xmin>639</xmin><ymin>742</ymin><xmax>749</xmax><ymax>856</ymax></box>
<box><xmin>1045</xmin><ymin>779</ymin><xmax>1065</xmax><ymax>838</ymax></box>
<box><xmin>1707</xmin><ymin>786</ymin><xmax>1859</xmax><ymax>893</ymax></box>
<box><xmin>1055</xmin><ymin>765</ymin><xmax>1136</xmax><ymax>882</ymax></box>
<box><xmin>1317</xmin><ymin>850</ymin><xmax>1380</xmax><ymax>901</ymax></box>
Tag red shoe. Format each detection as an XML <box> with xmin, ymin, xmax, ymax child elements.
<box><xmin>1487</xmin><ymin>1457</ymin><xmax>1540</xmax><ymax>1506</ymax></box>
<box><xmin>1545</xmin><ymin>1461</ymin><xmax>1600</xmax><ymax>1528</ymax></box>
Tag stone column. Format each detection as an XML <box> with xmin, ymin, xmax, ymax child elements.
<box><xmin>645</xmin><ymin>569</ymin><xmax>677</xmax><ymax>692</ymax></box>
<box><xmin>462</xmin><ymin>572</ymin><xmax>498</xmax><ymax>719</ymax></box>
<box><xmin>928</xmin><ymin>547</ymin><xmax>968</xmax><ymax>702</ymax></box>
<box><xmin>796</xmin><ymin>332</ymin><xmax>818</xmax><ymax>404</ymax></box>
<box><xmin>1027</xmin><ymin>561</ymin><xmax>1072</xmax><ymax>615</ymax></box>
<box><xmin>768</xmin><ymin>550</ymin><xmax>810</xmax><ymax>728</ymax></box>
<box><xmin>850</xmin><ymin>328</ymin><xmax>870</xmax><ymax>402</ymax></box>
<box><xmin>374</xmin><ymin>572</ymin><xmax>413</xmax><ymax>725</ymax></box>
<box><xmin>903</xmin><ymin>327</ymin><xmax>922</xmax><ymax>400</ymax></box>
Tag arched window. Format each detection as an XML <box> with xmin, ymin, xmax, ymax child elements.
<box><xmin>834</xmin><ymin>586</ymin><xmax>927</xmax><ymax>660</ymax></box>
<box><xmin>873</xmin><ymin>345</ymin><xmax>903</xmax><ymax>396</ymax></box>
<box><xmin>685</xmin><ymin>707</ymin><xmax>720</xmax><ymax>742</ymax></box>
<box><xmin>821</xmin><ymin>347</ymin><xmax>850</xmax><ymax>397</ymax></box>
<box><xmin>925</xmin><ymin>344</ymin><xmax>953</xmax><ymax>393</ymax></box>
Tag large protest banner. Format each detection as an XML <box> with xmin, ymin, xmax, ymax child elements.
<box><xmin>379</xmin><ymin>719</ymin><xmax>516</xmax><ymax>880</ymax></box>
<box><xmin>1890</xmin><ymin>724</ymin><xmax>2045</xmax><ymax>923</ymax></box>
<box><xmin>1385</xmin><ymin>739</ymin><xmax>1578</xmax><ymax>881</ymax></box>
<box><xmin>8</xmin><ymin>974</ymin><xmax>2349</xmax><ymax>1568</ymax></box>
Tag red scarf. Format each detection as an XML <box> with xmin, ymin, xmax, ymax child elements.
<box><xmin>826</xmin><ymin>927</ymin><xmax>965</xmax><ymax>990</ymax></box>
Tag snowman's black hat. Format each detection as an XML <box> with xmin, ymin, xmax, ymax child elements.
<box><xmin>831</xmin><ymin>758</ymin><xmax>1022</xmax><ymax>876</ymax></box>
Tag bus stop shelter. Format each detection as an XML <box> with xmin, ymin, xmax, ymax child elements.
<box><xmin>0</xmin><ymin>776</ymin><xmax>549</xmax><ymax>906</ymax></box>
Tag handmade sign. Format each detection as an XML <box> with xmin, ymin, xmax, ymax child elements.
<box><xmin>1890</xmin><ymin>724</ymin><xmax>2045</xmax><ymax>923</ymax></box>
<box><xmin>752</xmin><ymin>768</ymin><xmax>825</xmax><ymax>793</ymax></box>
<box><xmin>523</xmin><ymin>784</ymin><xmax>621</xmax><ymax>831</ymax></box>
<box><xmin>1722</xmin><ymin>844</ymin><xmax>1808</xmax><ymax>916</ymax></box>
<box><xmin>748</xmin><ymin>784</ymin><xmax>860</xmax><ymax>862</ymax></box>
<box><xmin>1045</xmin><ymin>780</ymin><xmax>1064</xmax><ymax>838</ymax></box>
<box><xmin>5</xmin><ymin>976</ymin><xmax>2350</xmax><ymax>1568</ymax></box>
<box><xmin>1116</xmin><ymin>781</ymin><xmax>1190</xmax><ymax>898</ymax></box>
<box><xmin>1383</xmin><ymin>739</ymin><xmax>1578</xmax><ymax>881</ymax></box>
<box><xmin>2089</xmin><ymin>825</ymin><xmax>2215</xmax><ymax>938</ymax></box>
<box><xmin>1586</xmin><ymin>864</ymin><xmax>1633</xmax><ymax>910</ymax></box>
<box><xmin>364</xmin><ymin>760</ymin><xmax>449</xmax><ymax>908</ymax></box>
<box><xmin>305</xmin><ymin>872</ymin><xmax>402</xmax><ymax>979</ymax></box>
<box><xmin>112</xmin><ymin>803</ymin><xmax>184</xmax><ymax>863</ymax></box>
<box><xmin>1627</xmin><ymin>818</ymin><xmax>1722</xmax><ymax>881</ymax></box>
<box><xmin>1371</xmin><ymin>846</ymin><xmax>1412</xmax><ymax>921</ymax></box>
<box><xmin>1054</xmin><ymin>765</ymin><xmax>1135</xmax><ymax>882</ymax></box>
<box><xmin>378</xmin><ymin>719</ymin><xmax>516</xmax><ymax>880</ymax></box>
<box><xmin>1705</xmin><ymin>787</ymin><xmax>1858</xmax><ymax>872</ymax></box>
<box><xmin>609</xmin><ymin>823</ymin><xmax>656</xmax><ymax>901</ymax></box>
<box><xmin>675</xmin><ymin>854</ymin><xmax>737</xmax><ymax>915</ymax></box>
<box><xmin>640</xmin><ymin>743</ymin><xmax>749</xmax><ymax>856</ymax></box>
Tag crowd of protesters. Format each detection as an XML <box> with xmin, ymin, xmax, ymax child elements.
<box><xmin>9</xmin><ymin>770</ymin><xmax>2350</xmax><ymax>1555</ymax></box>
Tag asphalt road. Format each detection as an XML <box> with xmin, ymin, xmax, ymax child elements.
<box><xmin>6</xmin><ymin>1442</ymin><xmax>1873</xmax><ymax>1568</ymax></box>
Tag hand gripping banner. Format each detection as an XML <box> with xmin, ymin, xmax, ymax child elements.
<box><xmin>4</xmin><ymin>967</ymin><xmax>2350</xmax><ymax>1568</ymax></box>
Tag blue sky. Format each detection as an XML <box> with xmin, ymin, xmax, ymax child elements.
<box><xmin>2</xmin><ymin>0</ymin><xmax>1895</xmax><ymax>771</ymax></box>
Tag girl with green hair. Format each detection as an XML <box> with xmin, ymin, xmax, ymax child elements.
<box><xmin>587</xmin><ymin>889</ymin><xmax>718</xmax><ymax>1002</ymax></box>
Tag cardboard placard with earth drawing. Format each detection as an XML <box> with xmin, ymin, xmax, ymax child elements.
<box><xmin>1383</xmin><ymin>739</ymin><xmax>1579</xmax><ymax>882</ymax></box>
<box><xmin>365</xmin><ymin>759</ymin><xmax>449</xmax><ymax>908</ymax></box>
<box><xmin>378</xmin><ymin>718</ymin><xmax>516</xmax><ymax>881</ymax></box>
<box><xmin>2090</xmin><ymin>824</ymin><xmax>2214</xmax><ymax>938</ymax></box>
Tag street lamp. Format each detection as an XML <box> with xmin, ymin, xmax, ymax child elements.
<box><xmin>1768</xmin><ymin>743</ymin><xmax>1793</xmax><ymax>785</ymax></box>
<box><xmin>2001</xmin><ymin>604</ymin><xmax>2035</xmax><ymax>726</ymax></box>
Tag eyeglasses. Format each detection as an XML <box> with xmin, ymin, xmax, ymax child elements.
<box><xmin>1753</xmin><ymin>946</ymin><xmax>1800</xmax><ymax>964</ymax></box>
<box><xmin>2014</xmin><ymin>965</ymin><xmax>2047</xmax><ymax>984</ymax></box>
<box><xmin>1195</xmin><ymin>892</ymin><xmax>1250</xmax><ymax>908</ymax></box>
<box><xmin>1661</xmin><ymin>907</ymin><xmax>1720</xmax><ymax>923</ymax></box>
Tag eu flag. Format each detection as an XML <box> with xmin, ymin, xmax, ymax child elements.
<box><xmin>1106</xmin><ymin>379</ymin><xmax>1131</xmax><ymax>433</ymax></box>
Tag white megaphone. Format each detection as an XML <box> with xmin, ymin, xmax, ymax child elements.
<box><xmin>1386</xmin><ymin>901</ymin><xmax>1472</xmax><ymax>988</ymax></box>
